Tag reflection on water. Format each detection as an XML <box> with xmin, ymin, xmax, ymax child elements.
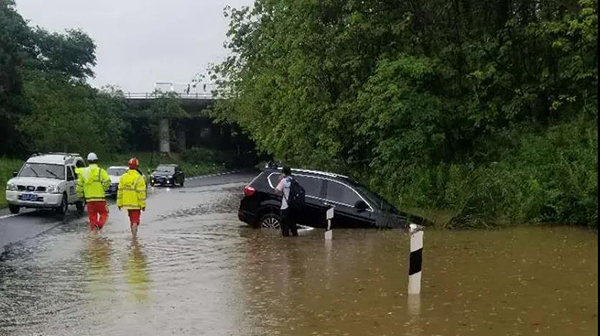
<box><xmin>124</xmin><ymin>238</ymin><xmax>150</xmax><ymax>303</ymax></box>
<box><xmin>0</xmin><ymin>184</ymin><xmax>597</xmax><ymax>336</ymax></box>
<box><xmin>406</xmin><ymin>294</ymin><xmax>423</xmax><ymax>336</ymax></box>
<box><xmin>84</xmin><ymin>235</ymin><xmax>113</xmax><ymax>300</ymax></box>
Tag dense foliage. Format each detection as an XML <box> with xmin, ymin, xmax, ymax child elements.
<box><xmin>0</xmin><ymin>0</ymin><xmax>126</xmax><ymax>158</ymax></box>
<box><xmin>213</xmin><ymin>0</ymin><xmax>598</xmax><ymax>227</ymax></box>
<box><xmin>0</xmin><ymin>0</ymin><xmax>29</xmax><ymax>153</ymax></box>
<box><xmin>19</xmin><ymin>73</ymin><xmax>128</xmax><ymax>157</ymax></box>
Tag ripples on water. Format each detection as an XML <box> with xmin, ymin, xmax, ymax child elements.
<box><xmin>0</xmin><ymin>184</ymin><xmax>597</xmax><ymax>336</ymax></box>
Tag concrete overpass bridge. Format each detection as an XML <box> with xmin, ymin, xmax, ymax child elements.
<box><xmin>124</xmin><ymin>92</ymin><xmax>215</xmax><ymax>108</ymax></box>
<box><xmin>123</xmin><ymin>91</ymin><xmax>237</xmax><ymax>154</ymax></box>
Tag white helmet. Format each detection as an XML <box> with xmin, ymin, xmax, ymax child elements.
<box><xmin>87</xmin><ymin>152</ymin><xmax>99</xmax><ymax>161</ymax></box>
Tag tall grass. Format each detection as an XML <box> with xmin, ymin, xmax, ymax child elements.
<box><xmin>375</xmin><ymin>118</ymin><xmax>598</xmax><ymax>229</ymax></box>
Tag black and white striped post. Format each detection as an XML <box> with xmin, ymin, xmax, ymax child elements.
<box><xmin>325</xmin><ymin>206</ymin><xmax>334</xmax><ymax>240</ymax></box>
<box><xmin>408</xmin><ymin>223</ymin><xmax>424</xmax><ymax>295</ymax></box>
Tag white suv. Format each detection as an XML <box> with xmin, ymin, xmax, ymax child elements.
<box><xmin>5</xmin><ymin>153</ymin><xmax>87</xmax><ymax>215</ymax></box>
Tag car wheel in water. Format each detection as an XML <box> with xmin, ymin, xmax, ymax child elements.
<box><xmin>55</xmin><ymin>194</ymin><xmax>68</xmax><ymax>215</ymax></box>
<box><xmin>75</xmin><ymin>201</ymin><xmax>85</xmax><ymax>215</ymax></box>
<box><xmin>258</xmin><ymin>213</ymin><xmax>282</xmax><ymax>229</ymax></box>
<box><xmin>8</xmin><ymin>204</ymin><xmax>20</xmax><ymax>214</ymax></box>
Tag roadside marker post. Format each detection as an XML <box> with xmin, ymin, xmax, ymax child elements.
<box><xmin>325</xmin><ymin>206</ymin><xmax>334</xmax><ymax>240</ymax></box>
<box><xmin>408</xmin><ymin>224</ymin><xmax>424</xmax><ymax>295</ymax></box>
<box><xmin>324</xmin><ymin>207</ymin><xmax>334</xmax><ymax>288</ymax></box>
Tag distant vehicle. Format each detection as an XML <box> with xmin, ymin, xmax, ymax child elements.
<box><xmin>5</xmin><ymin>153</ymin><xmax>87</xmax><ymax>215</ymax></box>
<box><xmin>106</xmin><ymin>166</ymin><xmax>128</xmax><ymax>196</ymax></box>
<box><xmin>107</xmin><ymin>166</ymin><xmax>149</xmax><ymax>196</ymax></box>
<box><xmin>238</xmin><ymin>167</ymin><xmax>408</xmax><ymax>229</ymax></box>
<box><xmin>150</xmin><ymin>164</ymin><xmax>185</xmax><ymax>187</ymax></box>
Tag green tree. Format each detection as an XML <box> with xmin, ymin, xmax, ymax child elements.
<box><xmin>1</xmin><ymin>0</ymin><xmax>100</xmax><ymax>156</ymax></box>
<box><xmin>0</xmin><ymin>0</ymin><xmax>30</xmax><ymax>155</ymax></box>
<box><xmin>19</xmin><ymin>72</ymin><xmax>127</xmax><ymax>157</ymax></box>
<box><xmin>214</xmin><ymin>0</ymin><xmax>598</xmax><ymax>227</ymax></box>
<box><xmin>27</xmin><ymin>28</ymin><xmax>97</xmax><ymax>80</ymax></box>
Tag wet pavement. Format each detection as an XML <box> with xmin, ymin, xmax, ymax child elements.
<box><xmin>0</xmin><ymin>172</ymin><xmax>597</xmax><ymax>336</ymax></box>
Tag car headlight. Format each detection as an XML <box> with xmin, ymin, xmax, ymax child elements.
<box><xmin>6</xmin><ymin>183</ymin><xmax>17</xmax><ymax>191</ymax></box>
<box><xmin>47</xmin><ymin>186</ymin><xmax>60</xmax><ymax>194</ymax></box>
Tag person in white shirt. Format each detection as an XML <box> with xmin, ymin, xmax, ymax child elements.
<box><xmin>275</xmin><ymin>166</ymin><xmax>298</xmax><ymax>237</ymax></box>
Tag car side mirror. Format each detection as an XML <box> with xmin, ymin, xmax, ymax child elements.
<box><xmin>354</xmin><ymin>200</ymin><xmax>368</xmax><ymax>211</ymax></box>
<box><xmin>13</xmin><ymin>172</ymin><xmax>18</xmax><ymax>177</ymax></box>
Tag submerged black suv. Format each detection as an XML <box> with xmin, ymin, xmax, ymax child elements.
<box><xmin>238</xmin><ymin>168</ymin><xmax>408</xmax><ymax>229</ymax></box>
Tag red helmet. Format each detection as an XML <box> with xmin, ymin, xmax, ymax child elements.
<box><xmin>128</xmin><ymin>158</ymin><xmax>139</xmax><ymax>169</ymax></box>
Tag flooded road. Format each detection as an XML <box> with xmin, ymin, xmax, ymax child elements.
<box><xmin>0</xmin><ymin>173</ymin><xmax>597</xmax><ymax>336</ymax></box>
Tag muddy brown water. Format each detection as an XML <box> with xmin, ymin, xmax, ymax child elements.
<box><xmin>0</xmin><ymin>182</ymin><xmax>597</xmax><ymax>336</ymax></box>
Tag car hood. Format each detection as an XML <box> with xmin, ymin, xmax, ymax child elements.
<box><xmin>109</xmin><ymin>175</ymin><xmax>120</xmax><ymax>184</ymax></box>
<box><xmin>8</xmin><ymin>177</ymin><xmax>62</xmax><ymax>187</ymax></box>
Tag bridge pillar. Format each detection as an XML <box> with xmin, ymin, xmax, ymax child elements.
<box><xmin>177</xmin><ymin>127</ymin><xmax>187</xmax><ymax>151</ymax></box>
<box><xmin>221</xmin><ymin>124</ymin><xmax>231</xmax><ymax>146</ymax></box>
<box><xmin>159</xmin><ymin>118</ymin><xmax>170</xmax><ymax>153</ymax></box>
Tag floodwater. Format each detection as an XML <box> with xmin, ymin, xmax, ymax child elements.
<box><xmin>0</xmin><ymin>180</ymin><xmax>597</xmax><ymax>336</ymax></box>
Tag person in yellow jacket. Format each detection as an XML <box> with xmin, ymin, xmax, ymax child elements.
<box><xmin>77</xmin><ymin>153</ymin><xmax>111</xmax><ymax>231</ymax></box>
<box><xmin>117</xmin><ymin>158</ymin><xmax>147</xmax><ymax>238</ymax></box>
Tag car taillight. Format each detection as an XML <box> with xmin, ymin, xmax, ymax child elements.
<box><xmin>243</xmin><ymin>186</ymin><xmax>255</xmax><ymax>196</ymax></box>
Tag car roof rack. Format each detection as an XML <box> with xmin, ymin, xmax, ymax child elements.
<box><xmin>270</xmin><ymin>166</ymin><xmax>350</xmax><ymax>179</ymax></box>
<box><xmin>294</xmin><ymin>168</ymin><xmax>350</xmax><ymax>179</ymax></box>
<box><xmin>46</xmin><ymin>152</ymin><xmax>81</xmax><ymax>157</ymax></box>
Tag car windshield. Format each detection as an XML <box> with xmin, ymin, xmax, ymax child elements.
<box><xmin>19</xmin><ymin>163</ymin><xmax>65</xmax><ymax>180</ymax></box>
<box><xmin>353</xmin><ymin>184</ymin><xmax>399</xmax><ymax>214</ymax></box>
<box><xmin>108</xmin><ymin>168</ymin><xmax>127</xmax><ymax>176</ymax></box>
<box><xmin>155</xmin><ymin>166</ymin><xmax>175</xmax><ymax>174</ymax></box>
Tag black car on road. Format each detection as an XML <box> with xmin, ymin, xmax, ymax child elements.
<box><xmin>150</xmin><ymin>164</ymin><xmax>185</xmax><ymax>187</ymax></box>
<box><xmin>238</xmin><ymin>168</ymin><xmax>408</xmax><ymax>229</ymax></box>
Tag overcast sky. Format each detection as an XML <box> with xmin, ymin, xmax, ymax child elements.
<box><xmin>16</xmin><ymin>0</ymin><xmax>253</xmax><ymax>92</ymax></box>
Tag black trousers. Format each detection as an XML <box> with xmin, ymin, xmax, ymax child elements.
<box><xmin>281</xmin><ymin>208</ymin><xmax>298</xmax><ymax>237</ymax></box>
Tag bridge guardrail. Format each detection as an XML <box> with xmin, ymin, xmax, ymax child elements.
<box><xmin>124</xmin><ymin>92</ymin><xmax>215</xmax><ymax>99</ymax></box>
